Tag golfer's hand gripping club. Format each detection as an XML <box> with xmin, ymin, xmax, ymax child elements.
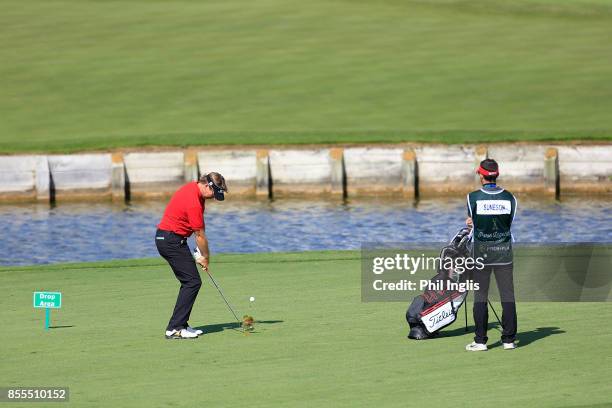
<box><xmin>196</xmin><ymin>256</ymin><xmax>209</xmax><ymax>271</ymax></box>
<box><xmin>193</xmin><ymin>229</ymin><xmax>210</xmax><ymax>271</ymax></box>
<box><xmin>194</xmin><ymin>247</ymin><xmax>209</xmax><ymax>271</ymax></box>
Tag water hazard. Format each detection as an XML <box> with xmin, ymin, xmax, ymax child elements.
<box><xmin>0</xmin><ymin>197</ymin><xmax>610</xmax><ymax>266</ymax></box>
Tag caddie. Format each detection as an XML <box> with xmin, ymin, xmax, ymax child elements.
<box><xmin>465</xmin><ymin>159</ymin><xmax>518</xmax><ymax>351</ymax></box>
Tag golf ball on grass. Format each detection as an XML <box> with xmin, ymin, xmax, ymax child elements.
<box><xmin>250</xmin><ymin>296</ymin><xmax>255</xmax><ymax>302</ymax></box>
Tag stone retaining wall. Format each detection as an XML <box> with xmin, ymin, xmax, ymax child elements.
<box><xmin>0</xmin><ymin>144</ymin><xmax>610</xmax><ymax>201</ymax></box>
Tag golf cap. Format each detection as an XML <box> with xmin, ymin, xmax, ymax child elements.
<box><xmin>205</xmin><ymin>174</ymin><xmax>226</xmax><ymax>201</ymax></box>
<box><xmin>476</xmin><ymin>159</ymin><xmax>499</xmax><ymax>177</ymax></box>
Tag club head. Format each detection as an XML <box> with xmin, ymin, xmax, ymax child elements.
<box><xmin>242</xmin><ymin>315</ymin><xmax>255</xmax><ymax>332</ymax></box>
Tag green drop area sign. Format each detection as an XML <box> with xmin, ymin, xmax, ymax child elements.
<box><xmin>33</xmin><ymin>292</ymin><xmax>62</xmax><ymax>330</ymax></box>
<box><xmin>33</xmin><ymin>292</ymin><xmax>62</xmax><ymax>308</ymax></box>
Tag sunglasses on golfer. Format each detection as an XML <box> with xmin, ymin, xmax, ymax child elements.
<box><xmin>205</xmin><ymin>174</ymin><xmax>225</xmax><ymax>201</ymax></box>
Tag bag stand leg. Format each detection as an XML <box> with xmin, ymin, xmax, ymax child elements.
<box><xmin>487</xmin><ymin>299</ymin><xmax>504</xmax><ymax>331</ymax></box>
<box><xmin>464</xmin><ymin>292</ymin><xmax>469</xmax><ymax>332</ymax></box>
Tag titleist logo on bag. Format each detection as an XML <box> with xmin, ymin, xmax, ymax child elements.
<box><xmin>420</xmin><ymin>292</ymin><xmax>467</xmax><ymax>333</ymax></box>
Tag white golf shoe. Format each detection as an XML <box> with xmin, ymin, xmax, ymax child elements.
<box><xmin>503</xmin><ymin>342</ymin><xmax>517</xmax><ymax>350</ymax></box>
<box><xmin>465</xmin><ymin>341</ymin><xmax>488</xmax><ymax>351</ymax></box>
<box><xmin>165</xmin><ymin>329</ymin><xmax>198</xmax><ymax>340</ymax></box>
<box><xmin>186</xmin><ymin>326</ymin><xmax>203</xmax><ymax>336</ymax></box>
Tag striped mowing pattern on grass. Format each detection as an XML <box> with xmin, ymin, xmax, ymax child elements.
<box><xmin>1</xmin><ymin>0</ymin><xmax>612</xmax><ymax>153</ymax></box>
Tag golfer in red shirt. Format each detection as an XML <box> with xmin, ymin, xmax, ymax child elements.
<box><xmin>156</xmin><ymin>172</ymin><xmax>227</xmax><ymax>339</ymax></box>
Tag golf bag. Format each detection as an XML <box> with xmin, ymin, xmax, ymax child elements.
<box><xmin>406</xmin><ymin>228</ymin><xmax>472</xmax><ymax>340</ymax></box>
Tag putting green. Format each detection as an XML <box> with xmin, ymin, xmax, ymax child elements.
<box><xmin>2</xmin><ymin>0</ymin><xmax>612</xmax><ymax>153</ymax></box>
<box><xmin>1</xmin><ymin>252</ymin><xmax>610</xmax><ymax>407</ymax></box>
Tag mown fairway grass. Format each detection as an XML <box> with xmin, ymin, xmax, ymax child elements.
<box><xmin>1</xmin><ymin>251</ymin><xmax>611</xmax><ymax>407</ymax></box>
<box><xmin>1</xmin><ymin>0</ymin><xmax>612</xmax><ymax>153</ymax></box>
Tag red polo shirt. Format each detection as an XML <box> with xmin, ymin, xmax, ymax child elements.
<box><xmin>157</xmin><ymin>182</ymin><xmax>205</xmax><ymax>237</ymax></box>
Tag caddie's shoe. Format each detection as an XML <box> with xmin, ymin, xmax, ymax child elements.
<box><xmin>186</xmin><ymin>326</ymin><xmax>203</xmax><ymax>336</ymax></box>
<box><xmin>503</xmin><ymin>342</ymin><xmax>517</xmax><ymax>350</ymax></box>
<box><xmin>165</xmin><ymin>329</ymin><xmax>198</xmax><ymax>340</ymax></box>
<box><xmin>465</xmin><ymin>341</ymin><xmax>488</xmax><ymax>351</ymax></box>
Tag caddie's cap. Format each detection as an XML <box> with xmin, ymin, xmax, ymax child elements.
<box><xmin>476</xmin><ymin>159</ymin><xmax>499</xmax><ymax>177</ymax></box>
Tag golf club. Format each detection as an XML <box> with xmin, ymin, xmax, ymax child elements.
<box><xmin>204</xmin><ymin>269</ymin><xmax>242</xmax><ymax>326</ymax></box>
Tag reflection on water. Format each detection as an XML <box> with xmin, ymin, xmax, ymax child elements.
<box><xmin>0</xmin><ymin>197</ymin><xmax>610</xmax><ymax>266</ymax></box>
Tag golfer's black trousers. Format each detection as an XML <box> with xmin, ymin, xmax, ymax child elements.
<box><xmin>155</xmin><ymin>229</ymin><xmax>202</xmax><ymax>331</ymax></box>
<box><xmin>472</xmin><ymin>264</ymin><xmax>517</xmax><ymax>344</ymax></box>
